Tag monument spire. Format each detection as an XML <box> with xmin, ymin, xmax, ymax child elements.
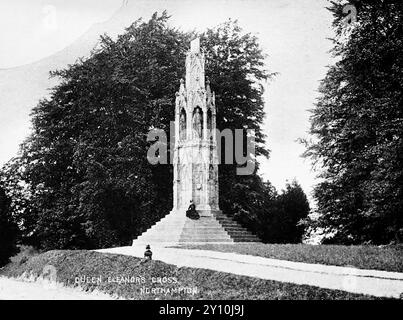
<box><xmin>132</xmin><ymin>38</ymin><xmax>260</xmax><ymax>245</ymax></box>
<box><xmin>172</xmin><ymin>37</ymin><xmax>219</xmax><ymax>212</ymax></box>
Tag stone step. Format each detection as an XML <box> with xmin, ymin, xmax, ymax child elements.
<box><xmin>181</xmin><ymin>229</ymin><xmax>231</xmax><ymax>236</ymax></box>
<box><xmin>154</xmin><ymin>222</ymin><xmax>223</xmax><ymax>227</ymax></box>
<box><xmin>150</xmin><ymin>225</ymin><xmax>224</xmax><ymax>231</ymax></box>
<box><xmin>221</xmin><ymin>226</ymin><xmax>247</xmax><ymax>230</ymax></box>
<box><xmin>225</xmin><ymin>233</ymin><xmax>257</xmax><ymax>238</ymax></box>
<box><xmin>216</xmin><ymin>219</ymin><xmax>244</xmax><ymax>226</ymax></box>
<box><xmin>229</xmin><ymin>231</ymin><xmax>259</xmax><ymax>237</ymax></box>
<box><xmin>214</xmin><ymin>217</ymin><xmax>243</xmax><ymax>223</ymax></box>
<box><xmin>215</xmin><ymin>217</ymin><xmax>243</xmax><ymax>223</ymax></box>
<box><xmin>136</xmin><ymin>234</ymin><xmax>259</xmax><ymax>243</ymax></box>
<box><xmin>152</xmin><ymin>225</ymin><xmax>227</xmax><ymax>230</ymax></box>
<box><xmin>144</xmin><ymin>228</ymin><xmax>226</xmax><ymax>235</ymax></box>
<box><xmin>226</xmin><ymin>232</ymin><xmax>259</xmax><ymax>241</ymax></box>
<box><xmin>184</xmin><ymin>225</ymin><xmax>229</xmax><ymax>230</ymax></box>
<box><xmin>179</xmin><ymin>240</ymin><xmax>233</xmax><ymax>243</ymax></box>
<box><xmin>133</xmin><ymin>209</ymin><xmax>261</xmax><ymax>245</ymax></box>
<box><xmin>233</xmin><ymin>238</ymin><xmax>260</xmax><ymax>242</ymax></box>
<box><xmin>218</xmin><ymin>222</ymin><xmax>243</xmax><ymax>227</ymax></box>
<box><xmin>221</xmin><ymin>227</ymin><xmax>253</xmax><ymax>232</ymax></box>
<box><xmin>180</xmin><ymin>235</ymin><xmax>231</xmax><ymax>239</ymax></box>
<box><xmin>223</xmin><ymin>225</ymin><xmax>249</xmax><ymax>230</ymax></box>
<box><xmin>213</xmin><ymin>213</ymin><xmax>260</xmax><ymax>237</ymax></box>
<box><xmin>181</xmin><ymin>233</ymin><xmax>234</xmax><ymax>238</ymax></box>
<box><xmin>137</xmin><ymin>227</ymin><xmax>258</xmax><ymax>237</ymax></box>
<box><xmin>179</xmin><ymin>236</ymin><xmax>232</xmax><ymax>241</ymax></box>
<box><xmin>139</xmin><ymin>232</ymin><xmax>230</xmax><ymax>239</ymax></box>
<box><xmin>225</xmin><ymin>230</ymin><xmax>258</xmax><ymax>237</ymax></box>
<box><xmin>229</xmin><ymin>232</ymin><xmax>259</xmax><ymax>238</ymax></box>
<box><xmin>179</xmin><ymin>232</ymin><xmax>230</xmax><ymax>238</ymax></box>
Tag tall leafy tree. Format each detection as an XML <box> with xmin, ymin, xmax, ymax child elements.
<box><xmin>201</xmin><ymin>21</ymin><xmax>273</xmax><ymax>224</ymax></box>
<box><xmin>255</xmin><ymin>180</ymin><xmax>310</xmax><ymax>243</ymax></box>
<box><xmin>0</xmin><ymin>186</ymin><xmax>19</xmax><ymax>266</ymax></box>
<box><xmin>275</xmin><ymin>181</ymin><xmax>310</xmax><ymax>243</ymax></box>
<box><xmin>304</xmin><ymin>1</ymin><xmax>403</xmax><ymax>244</ymax></box>
<box><xmin>2</xmin><ymin>12</ymin><xmax>190</xmax><ymax>249</ymax></box>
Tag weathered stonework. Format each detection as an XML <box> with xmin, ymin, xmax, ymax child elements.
<box><xmin>172</xmin><ymin>38</ymin><xmax>220</xmax><ymax>215</ymax></box>
<box><xmin>132</xmin><ymin>39</ymin><xmax>260</xmax><ymax>245</ymax></box>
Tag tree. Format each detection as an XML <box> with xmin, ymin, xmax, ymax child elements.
<box><xmin>255</xmin><ymin>180</ymin><xmax>310</xmax><ymax>243</ymax></box>
<box><xmin>1</xmin><ymin>13</ymin><xmax>273</xmax><ymax>250</ymax></box>
<box><xmin>0</xmin><ymin>186</ymin><xmax>19</xmax><ymax>266</ymax></box>
<box><xmin>275</xmin><ymin>181</ymin><xmax>310</xmax><ymax>243</ymax></box>
<box><xmin>1</xmin><ymin>12</ymin><xmax>190</xmax><ymax>250</ymax></box>
<box><xmin>201</xmin><ymin>20</ymin><xmax>274</xmax><ymax>226</ymax></box>
<box><xmin>303</xmin><ymin>0</ymin><xmax>403</xmax><ymax>244</ymax></box>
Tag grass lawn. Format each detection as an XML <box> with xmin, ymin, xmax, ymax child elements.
<box><xmin>0</xmin><ymin>250</ymin><xmax>383</xmax><ymax>300</ymax></box>
<box><xmin>173</xmin><ymin>243</ymin><xmax>403</xmax><ymax>273</ymax></box>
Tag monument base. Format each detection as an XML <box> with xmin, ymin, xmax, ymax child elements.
<box><xmin>132</xmin><ymin>209</ymin><xmax>260</xmax><ymax>246</ymax></box>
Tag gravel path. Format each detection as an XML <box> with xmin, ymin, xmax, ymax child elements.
<box><xmin>3</xmin><ymin>246</ymin><xmax>402</xmax><ymax>299</ymax></box>
<box><xmin>98</xmin><ymin>245</ymin><xmax>403</xmax><ymax>299</ymax></box>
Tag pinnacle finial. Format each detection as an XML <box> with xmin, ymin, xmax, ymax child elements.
<box><xmin>206</xmin><ymin>77</ymin><xmax>211</xmax><ymax>94</ymax></box>
<box><xmin>179</xmin><ymin>78</ymin><xmax>185</xmax><ymax>94</ymax></box>
<box><xmin>190</xmin><ymin>38</ymin><xmax>200</xmax><ymax>53</ymax></box>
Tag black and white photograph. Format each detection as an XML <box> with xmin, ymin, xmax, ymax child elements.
<box><xmin>0</xmin><ymin>0</ymin><xmax>402</xmax><ymax>307</ymax></box>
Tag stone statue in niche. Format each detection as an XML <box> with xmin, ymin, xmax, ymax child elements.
<box><xmin>179</xmin><ymin>110</ymin><xmax>186</xmax><ymax>140</ymax></box>
<box><xmin>193</xmin><ymin>108</ymin><xmax>202</xmax><ymax>138</ymax></box>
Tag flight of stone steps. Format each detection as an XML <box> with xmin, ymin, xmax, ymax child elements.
<box><xmin>132</xmin><ymin>210</ymin><xmax>260</xmax><ymax>245</ymax></box>
<box><xmin>213</xmin><ymin>211</ymin><xmax>261</xmax><ymax>242</ymax></box>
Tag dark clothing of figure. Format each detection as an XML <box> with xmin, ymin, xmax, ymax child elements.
<box><xmin>186</xmin><ymin>203</ymin><xmax>200</xmax><ymax>220</ymax></box>
<box><xmin>144</xmin><ymin>249</ymin><xmax>152</xmax><ymax>260</ymax></box>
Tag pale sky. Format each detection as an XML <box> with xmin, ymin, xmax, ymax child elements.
<box><xmin>0</xmin><ymin>0</ymin><xmax>118</xmax><ymax>68</ymax></box>
<box><xmin>0</xmin><ymin>0</ymin><xmax>335</xmax><ymax>200</ymax></box>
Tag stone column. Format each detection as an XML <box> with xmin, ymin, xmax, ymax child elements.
<box><xmin>187</xmin><ymin>105</ymin><xmax>192</xmax><ymax>140</ymax></box>
<box><xmin>212</xmin><ymin>111</ymin><xmax>217</xmax><ymax>143</ymax></box>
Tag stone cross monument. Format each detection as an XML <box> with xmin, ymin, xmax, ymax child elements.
<box><xmin>132</xmin><ymin>38</ymin><xmax>260</xmax><ymax>245</ymax></box>
<box><xmin>173</xmin><ymin>38</ymin><xmax>220</xmax><ymax>216</ymax></box>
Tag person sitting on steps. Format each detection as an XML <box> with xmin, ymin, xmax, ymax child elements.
<box><xmin>144</xmin><ymin>245</ymin><xmax>152</xmax><ymax>261</ymax></box>
<box><xmin>186</xmin><ymin>200</ymin><xmax>200</xmax><ymax>220</ymax></box>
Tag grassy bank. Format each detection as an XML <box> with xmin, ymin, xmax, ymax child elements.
<box><xmin>0</xmin><ymin>250</ymin><xmax>382</xmax><ymax>300</ymax></box>
<box><xmin>173</xmin><ymin>244</ymin><xmax>403</xmax><ymax>273</ymax></box>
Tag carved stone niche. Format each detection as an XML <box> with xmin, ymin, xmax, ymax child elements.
<box><xmin>192</xmin><ymin>107</ymin><xmax>203</xmax><ymax>139</ymax></box>
<box><xmin>179</xmin><ymin>108</ymin><xmax>187</xmax><ymax>140</ymax></box>
<box><xmin>190</xmin><ymin>38</ymin><xmax>200</xmax><ymax>53</ymax></box>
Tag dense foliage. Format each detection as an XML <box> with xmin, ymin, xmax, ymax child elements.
<box><xmin>251</xmin><ymin>180</ymin><xmax>310</xmax><ymax>243</ymax></box>
<box><xmin>1</xmin><ymin>13</ymin><xmax>189</xmax><ymax>249</ymax></box>
<box><xmin>0</xmin><ymin>186</ymin><xmax>19</xmax><ymax>266</ymax></box>
<box><xmin>0</xmin><ymin>12</ymin><xmax>309</xmax><ymax>249</ymax></box>
<box><xmin>304</xmin><ymin>1</ymin><xmax>403</xmax><ymax>244</ymax></box>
